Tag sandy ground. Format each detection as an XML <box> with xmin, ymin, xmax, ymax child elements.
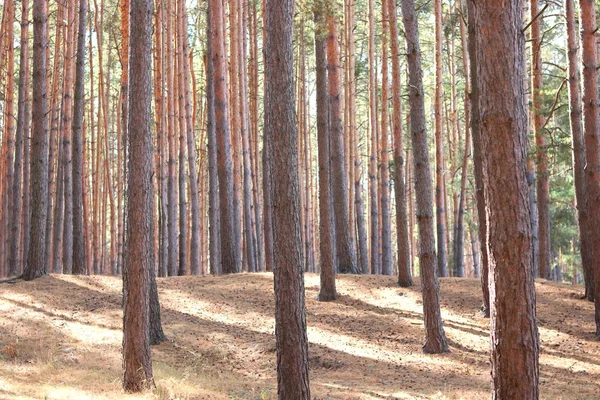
<box><xmin>0</xmin><ymin>273</ymin><xmax>598</xmax><ymax>399</ymax></box>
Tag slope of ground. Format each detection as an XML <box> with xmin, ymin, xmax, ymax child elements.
<box><xmin>0</xmin><ymin>273</ymin><xmax>598</xmax><ymax>399</ymax></box>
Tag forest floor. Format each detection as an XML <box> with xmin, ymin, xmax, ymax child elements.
<box><xmin>0</xmin><ymin>273</ymin><xmax>598</xmax><ymax>399</ymax></box>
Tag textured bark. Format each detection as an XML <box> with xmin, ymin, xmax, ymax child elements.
<box><xmin>61</xmin><ymin>0</ymin><xmax>75</xmax><ymax>274</ymax></box>
<box><xmin>566</xmin><ymin>0</ymin><xmax>593</xmax><ymax>300</ymax></box>
<box><xmin>580</xmin><ymin>0</ymin><xmax>600</xmax><ymax>336</ymax></box>
<box><xmin>72</xmin><ymin>0</ymin><xmax>87</xmax><ymax>275</ymax></box>
<box><xmin>368</xmin><ymin>0</ymin><xmax>379</xmax><ymax>275</ymax></box>
<box><xmin>400</xmin><ymin>0</ymin><xmax>449</xmax><ymax>354</ymax></box>
<box><xmin>238</xmin><ymin>0</ymin><xmax>257</xmax><ymax>274</ymax></box>
<box><xmin>8</xmin><ymin>0</ymin><xmax>30</xmax><ymax>277</ymax></box>
<box><xmin>531</xmin><ymin>0</ymin><xmax>550</xmax><ymax>280</ymax></box>
<box><xmin>453</xmin><ymin>10</ymin><xmax>471</xmax><ymax>278</ymax></box>
<box><xmin>379</xmin><ymin>0</ymin><xmax>392</xmax><ymax>276</ymax></box>
<box><xmin>315</xmin><ymin>12</ymin><xmax>336</xmax><ymax>302</ymax></box>
<box><xmin>122</xmin><ymin>0</ymin><xmax>155</xmax><ymax>391</ymax></box>
<box><xmin>474</xmin><ymin>1</ymin><xmax>540</xmax><ymax>397</ymax></box>
<box><xmin>1</xmin><ymin>0</ymin><xmax>15</xmax><ymax>274</ymax></box>
<box><xmin>327</xmin><ymin>17</ymin><xmax>358</xmax><ymax>275</ymax></box>
<box><xmin>178</xmin><ymin>0</ymin><xmax>201</xmax><ymax>275</ymax></box>
<box><xmin>434</xmin><ymin>0</ymin><xmax>448</xmax><ymax>278</ymax></box>
<box><xmin>119</xmin><ymin>0</ymin><xmax>130</xmax><ymax>277</ymax></box>
<box><xmin>206</xmin><ymin>14</ymin><xmax>221</xmax><ymax>275</ymax></box>
<box><xmin>210</xmin><ymin>0</ymin><xmax>241</xmax><ymax>274</ymax></box>
<box><xmin>23</xmin><ymin>0</ymin><xmax>50</xmax><ymax>281</ymax></box>
<box><xmin>177</xmin><ymin>53</ymin><xmax>188</xmax><ymax>276</ymax></box>
<box><xmin>467</xmin><ymin>0</ymin><xmax>490</xmax><ymax>317</ymax></box>
<box><xmin>166</xmin><ymin>1</ymin><xmax>178</xmax><ymax>277</ymax></box>
<box><xmin>264</xmin><ymin>0</ymin><xmax>311</xmax><ymax>394</ymax></box>
<box><xmin>43</xmin><ymin>1</ymin><xmax>63</xmax><ymax>274</ymax></box>
<box><xmin>389</xmin><ymin>0</ymin><xmax>411</xmax><ymax>286</ymax></box>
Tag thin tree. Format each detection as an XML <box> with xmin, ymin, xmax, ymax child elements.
<box><xmin>380</xmin><ymin>0</ymin><xmax>392</xmax><ymax>276</ymax></box>
<box><xmin>327</xmin><ymin>14</ymin><xmax>358</xmax><ymax>275</ymax></box>
<box><xmin>206</xmin><ymin>7</ymin><xmax>221</xmax><ymax>275</ymax></box>
<box><xmin>122</xmin><ymin>0</ymin><xmax>155</xmax><ymax>391</ymax></box>
<box><xmin>531</xmin><ymin>0</ymin><xmax>550</xmax><ymax>280</ymax></box>
<box><xmin>580</xmin><ymin>0</ymin><xmax>600</xmax><ymax>336</ymax></box>
<box><xmin>315</xmin><ymin>10</ymin><xmax>336</xmax><ymax>301</ymax></box>
<box><xmin>566</xmin><ymin>0</ymin><xmax>593</xmax><ymax>300</ymax></box>
<box><xmin>22</xmin><ymin>0</ymin><xmax>50</xmax><ymax>281</ymax></box>
<box><xmin>210</xmin><ymin>0</ymin><xmax>241</xmax><ymax>274</ymax></box>
<box><xmin>389</xmin><ymin>0</ymin><xmax>412</xmax><ymax>286</ymax></box>
<box><xmin>434</xmin><ymin>0</ymin><xmax>448</xmax><ymax>278</ymax></box>
<box><xmin>72</xmin><ymin>0</ymin><xmax>87</xmax><ymax>275</ymax></box>
<box><xmin>265</xmin><ymin>0</ymin><xmax>311</xmax><ymax>394</ymax></box>
<box><xmin>467</xmin><ymin>0</ymin><xmax>490</xmax><ymax>316</ymax></box>
<box><xmin>474</xmin><ymin>1</ymin><xmax>539</xmax><ymax>396</ymax></box>
<box><xmin>400</xmin><ymin>0</ymin><xmax>449</xmax><ymax>354</ymax></box>
<box><xmin>8</xmin><ymin>0</ymin><xmax>30</xmax><ymax>277</ymax></box>
<box><xmin>368</xmin><ymin>0</ymin><xmax>379</xmax><ymax>275</ymax></box>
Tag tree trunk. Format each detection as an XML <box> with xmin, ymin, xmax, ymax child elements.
<box><xmin>400</xmin><ymin>0</ymin><xmax>449</xmax><ymax>354</ymax></box>
<box><xmin>122</xmin><ymin>0</ymin><xmax>155</xmax><ymax>391</ymax></box>
<box><xmin>566</xmin><ymin>0</ymin><xmax>593</xmax><ymax>300</ymax></box>
<box><xmin>61</xmin><ymin>0</ymin><xmax>75</xmax><ymax>274</ymax></box>
<box><xmin>467</xmin><ymin>0</ymin><xmax>490</xmax><ymax>317</ymax></box>
<box><xmin>72</xmin><ymin>0</ymin><xmax>88</xmax><ymax>275</ymax></box>
<box><xmin>368</xmin><ymin>0</ymin><xmax>378</xmax><ymax>275</ymax></box>
<box><xmin>327</xmin><ymin>16</ymin><xmax>358</xmax><ymax>275</ymax></box>
<box><xmin>315</xmin><ymin>11</ymin><xmax>337</xmax><ymax>301</ymax></box>
<box><xmin>264</xmin><ymin>0</ymin><xmax>311</xmax><ymax>395</ymax></box>
<box><xmin>210</xmin><ymin>0</ymin><xmax>242</xmax><ymax>274</ymax></box>
<box><xmin>23</xmin><ymin>0</ymin><xmax>50</xmax><ymax>281</ymax></box>
<box><xmin>531</xmin><ymin>0</ymin><xmax>550</xmax><ymax>280</ymax></box>
<box><xmin>8</xmin><ymin>0</ymin><xmax>30</xmax><ymax>277</ymax></box>
<box><xmin>205</xmin><ymin>17</ymin><xmax>221</xmax><ymax>275</ymax></box>
<box><xmin>434</xmin><ymin>0</ymin><xmax>448</xmax><ymax>278</ymax></box>
<box><xmin>580</xmin><ymin>0</ymin><xmax>600</xmax><ymax>336</ymax></box>
<box><xmin>474</xmin><ymin>1</ymin><xmax>540</xmax><ymax>397</ymax></box>
<box><xmin>178</xmin><ymin>0</ymin><xmax>201</xmax><ymax>275</ymax></box>
<box><xmin>379</xmin><ymin>0</ymin><xmax>392</xmax><ymax>276</ymax></box>
<box><xmin>389</xmin><ymin>0</ymin><xmax>411</xmax><ymax>286</ymax></box>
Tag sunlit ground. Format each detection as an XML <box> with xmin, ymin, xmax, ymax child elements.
<box><xmin>0</xmin><ymin>272</ymin><xmax>599</xmax><ymax>399</ymax></box>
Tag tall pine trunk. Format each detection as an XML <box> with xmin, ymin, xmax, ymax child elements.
<box><xmin>401</xmin><ymin>0</ymin><xmax>449</xmax><ymax>354</ymax></box>
<box><xmin>474</xmin><ymin>1</ymin><xmax>540</xmax><ymax>397</ymax></box>
<box><xmin>23</xmin><ymin>0</ymin><xmax>50</xmax><ymax>281</ymax></box>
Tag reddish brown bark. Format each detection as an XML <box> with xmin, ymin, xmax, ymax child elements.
<box><xmin>474</xmin><ymin>1</ymin><xmax>540</xmax><ymax>397</ymax></box>
<box><xmin>566</xmin><ymin>0</ymin><xmax>593</xmax><ymax>300</ymax></box>
<box><xmin>580</xmin><ymin>0</ymin><xmax>600</xmax><ymax>336</ymax></box>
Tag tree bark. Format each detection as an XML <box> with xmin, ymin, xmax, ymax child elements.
<box><xmin>467</xmin><ymin>0</ymin><xmax>490</xmax><ymax>317</ymax></box>
<box><xmin>122</xmin><ymin>0</ymin><xmax>155</xmax><ymax>391</ymax></box>
<box><xmin>531</xmin><ymin>0</ymin><xmax>550</xmax><ymax>280</ymax></box>
<box><xmin>474</xmin><ymin>1</ymin><xmax>540</xmax><ymax>397</ymax></box>
<box><xmin>315</xmin><ymin>11</ymin><xmax>337</xmax><ymax>301</ymax></box>
<box><xmin>434</xmin><ymin>0</ymin><xmax>448</xmax><ymax>278</ymax></box>
<box><xmin>580</xmin><ymin>0</ymin><xmax>600</xmax><ymax>336</ymax></box>
<box><xmin>72</xmin><ymin>0</ymin><xmax>88</xmax><ymax>275</ymax></box>
<box><xmin>566</xmin><ymin>0</ymin><xmax>593</xmax><ymax>300</ymax></box>
<box><xmin>389</xmin><ymin>0</ymin><xmax>412</xmax><ymax>286</ymax></box>
<box><xmin>400</xmin><ymin>0</ymin><xmax>449</xmax><ymax>354</ymax></box>
<box><xmin>210</xmin><ymin>0</ymin><xmax>241</xmax><ymax>274</ymax></box>
<box><xmin>8</xmin><ymin>0</ymin><xmax>30</xmax><ymax>277</ymax></box>
<box><xmin>265</xmin><ymin>0</ymin><xmax>311</xmax><ymax>394</ymax></box>
<box><xmin>327</xmin><ymin>16</ymin><xmax>358</xmax><ymax>275</ymax></box>
<box><xmin>23</xmin><ymin>0</ymin><xmax>50</xmax><ymax>281</ymax></box>
<box><xmin>380</xmin><ymin>0</ymin><xmax>392</xmax><ymax>276</ymax></box>
<box><xmin>368</xmin><ymin>0</ymin><xmax>378</xmax><ymax>275</ymax></box>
